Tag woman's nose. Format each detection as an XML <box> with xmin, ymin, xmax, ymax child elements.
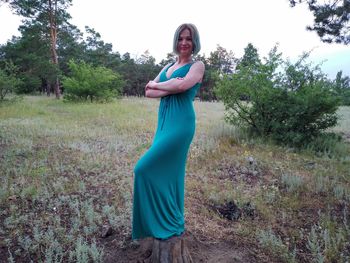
<box><xmin>180</xmin><ymin>39</ymin><xmax>188</xmax><ymax>45</ymax></box>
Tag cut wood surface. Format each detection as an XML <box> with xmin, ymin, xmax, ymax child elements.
<box><xmin>145</xmin><ymin>234</ymin><xmax>193</xmax><ymax>263</ymax></box>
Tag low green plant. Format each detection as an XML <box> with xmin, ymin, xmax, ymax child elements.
<box><xmin>314</xmin><ymin>175</ymin><xmax>330</xmax><ymax>194</ymax></box>
<box><xmin>62</xmin><ymin>60</ymin><xmax>124</xmax><ymax>102</ymax></box>
<box><xmin>7</xmin><ymin>249</ymin><xmax>15</xmax><ymax>263</ymax></box>
<box><xmin>102</xmin><ymin>205</ymin><xmax>119</xmax><ymax>226</ymax></box>
<box><xmin>0</xmin><ymin>61</ymin><xmax>22</xmax><ymax>101</ymax></box>
<box><xmin>68</xmin><ymin>236</ymin><xmax>103</xmax><ymax>263</ymax></box>
<box><xmin>281</xmin><ymin>173</ymin><xmax>304</xmax><ymax>193</ymax></box>
<box><xmin>307</xmin><ymin>208</ymin><xmax>350</xmax><ymax>263</ymax></box>
<box><xmin>305</xmin><ymin>132</ymin><xmax>348</xmax><ymax>159</ymax></box>
<box><xmin>307</xmin><ymin>225</ymin><xmax>325</xmax><ymax>263</ymax></box>
<box><xmin>332</xmin><ymin>184</ymin><xmax>349</xmax><ymax>201</ymax></box>
<box><xmin>257</xmin><ymin>228</ymin><xmax>297</xmax><ymax>263</ymax></box>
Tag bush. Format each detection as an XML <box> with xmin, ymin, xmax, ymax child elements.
<box><xmin>16</xmin><ymin>74</ymin><xmax>41</xmax><ymax>94</ymax></box>
<box><xmin>0</xmin><ymin>61</ymin><xmax>22</xmax><ymax>100</ymax></box>
<box><xmin>215</xmin><ymin>46</ymin><xmax>341</xmax><ymax>148</ymax></box>
<box><xmin>62</xmin><ymin>60</ymin><xmax>124</xmax><ymax>102</ymax></box>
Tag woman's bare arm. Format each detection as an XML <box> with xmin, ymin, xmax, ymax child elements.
<box><xmin>144</xmin><ymin>63</ymin><xmax>172</xmax><ymax>98</ymax></box>
<box><xmin>145</xmin><ymin>61</ymin><xmax>205</xmax><ymax>94</ymax></box>
<box><xmin>145</xmin><ymin>89</ymin><xmax>171</xmax><ymax>98</ymax></box>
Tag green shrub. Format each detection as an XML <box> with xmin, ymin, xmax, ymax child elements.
<box><xmin>16</xmin><ymin>74</ymin><xmax>41</xmax><ymax>94</ymax></box>
<box><xmin>215</xmin><ymin>46</ymin><xmax>341</xmax><ymax>148</ymax></box>
<box><xmin>0</xmin><ymin>61</ymin><xmax>22</xmax><ymax>100</ymax></box>
<box><xmin>63</xmin><ymin>60</ymin><xmax>124</xmax><ymax>102</ymax></box>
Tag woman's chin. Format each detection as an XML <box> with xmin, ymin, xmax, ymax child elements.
<box><xmin>179</xmin><ymin>52</ymin><xmax>191</xmax><ymax>58</ymax></box>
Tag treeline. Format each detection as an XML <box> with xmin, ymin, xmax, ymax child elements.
<box><xmin>1</xmin><ymin>30</ymin><xmax>349</xmax><ymax>105</ymax></box>
<box><xmin>0</xmin><ymin>20</ymin><xmax>236</xmax><ymax>101</ymax></box>
<box><xmin>0</xmin><ymin>0</ymin><xmax>234</xmax><ymax>102</ymax></box>
<box><xmin>2</xmin><ymin>23</ymin><xmax>348</xmax><ymax>105</ymax></box>
<box><xmin>0</xmin><ymin>0</ymin><xmax>349</xmax><ymax>105</ymax></box>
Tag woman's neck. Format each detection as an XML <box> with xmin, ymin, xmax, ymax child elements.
<box><xmin>177</xmin><ymin>56</ymin><xmax>192</xmax><ymax>65</ymax></box>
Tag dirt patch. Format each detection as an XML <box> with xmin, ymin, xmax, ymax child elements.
<box><xmin>210</xmin><ymin>201</ymin><xmax>257</xmax><ymax>221</ymax></box>
<box><xmin>101</xmin><ymin>231</ymin><xmax>259</xmax><ymax>263</ymax></box>
<box><xmin>215</xmin><ymin>158</ymin><xmax>268</xmax><ymax>187</ymax></box>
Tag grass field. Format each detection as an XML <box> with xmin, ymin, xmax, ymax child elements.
<box><xmin>0</xmin><ymin>96</ymin><xmax>349</xmax><ymax>262</ymax></box>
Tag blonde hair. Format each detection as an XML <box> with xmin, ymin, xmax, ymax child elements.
<box><xmin>173</xmin><ymin>23</ymin><xmax>201</xmax><ymax>55</ymax></box>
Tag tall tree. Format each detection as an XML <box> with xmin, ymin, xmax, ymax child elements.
<box><xmin>135</xmin><ymin>50</ymin><xmax>161</xmax><ymax>96</ymax></box>
<box><xmin>3</xmin><ymin>0</ymin><xmax>73</xmax><ymax>98</ymax></box>
<box><xmin>0</xmin><ymin>23</ymin><xmax>58</xmax><ymax>94</ymax></box>
<box><xmin>236</xmin><ymin>43</ymin><xmax>261</xmax><ymax>71</ymax></box>
<box><xmin>159</xmin><ymin>52</ymin><xmax>177</xmax><ymax>67</ymax></box>
<box><xmin>207</xmin><ymin>44</ymin><xmax>235</xmax><ymax>74</ymax></box>
<box><xmin>56</xmin><ymin>22</ymin><xmax>85</xmax><ymax>77</ymax></box>
<box><xmin>333</xmin><ymin>70</ymin><xmax>350</xmax><ymax>105</ymax></box>
<box><xmin>200</xmin><ymin>45</ymin><xmax>236</xmax><ymax>101</ymax></box>
<box><xmin>289</xmin><ymin>0</ymin><xmax>350</xmax><ymax>44</ymax></box>
<box><xmin>83</xmin><ymin>26</ymin><xmax>121</xmax><ymax>70</ymax></box>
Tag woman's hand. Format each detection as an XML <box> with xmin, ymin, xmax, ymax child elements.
<box><xmin>145</xmin><ymin>81</ymin><xmax>171</xmax><ymax>98</ymax></box>
<box><xmin>145</xmin><ymin>80</ymin><xmax>158</xmax><ymax>90</ymax></box>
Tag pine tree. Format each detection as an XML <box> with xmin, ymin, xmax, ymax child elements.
<box><xmin>289</xmin><ymin>0</ymin><xmax>350</xmax><ymax>44</ymax></box>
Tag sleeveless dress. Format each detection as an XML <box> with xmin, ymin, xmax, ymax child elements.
<box><xmin>132</xmin><ymin>62</ymin><xmax>201</xmax><ymax>240</ymax></box>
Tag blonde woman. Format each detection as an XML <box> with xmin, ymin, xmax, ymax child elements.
<box><xmin>132</xmin><ymin>23</ymin><xmax>205</xmax><ymax>241</ymax></box>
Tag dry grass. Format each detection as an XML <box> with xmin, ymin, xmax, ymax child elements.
<box><xmin>0</xmin><ymin>96</ymin><xmax>349</xmax><ymax>262</ymax></box>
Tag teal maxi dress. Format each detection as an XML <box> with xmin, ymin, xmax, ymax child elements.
<box><xmin>132</xmin><ymin>62</ymin><xmax>201</xmax><ymax>240</ymax></box>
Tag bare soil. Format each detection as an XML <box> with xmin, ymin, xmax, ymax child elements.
<box><xmin>101</xmin><ymin>231</ymin><xmax>263</xmax><ymax>263</ymax></box>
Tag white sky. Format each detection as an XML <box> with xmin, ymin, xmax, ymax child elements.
<box><xmin>1</xmin><ymin>0</ymin><xmax>349</xmax><ymax>78</ymax></box>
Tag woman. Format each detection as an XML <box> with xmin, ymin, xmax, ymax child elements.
<box><xmin>132</xmin><ymin>23</ymin><xmax>205</xmax><ymax>241</ymax></box>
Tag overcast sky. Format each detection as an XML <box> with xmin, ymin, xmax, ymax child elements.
<box><xmin>1</xmin><ymin>0</ymin><xmax>349</xmax><ymax>78</ymax></box>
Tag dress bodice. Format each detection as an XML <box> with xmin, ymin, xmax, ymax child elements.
<box><xmin>159</xmin><ymin>62</ymin><xmax>201</xmax><ymax>101</ymax></box>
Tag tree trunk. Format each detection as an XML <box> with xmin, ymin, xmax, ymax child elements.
<box><xmin>54</xmin><ymin>77</ymin><xmax>60</xmax><ymax>99</ymax></box>
<box><xmin>143</xmin><ymin>235</ymin><xmax>193</xmax><ymax>263</ymax></box>
<box><xmin>48</xmin><ymin>0</ymin><xmax>60</xmax><ymax>99</ymax></box>
<box><xmin>46</xmin><ymin>82</ymin><xmax>51</xmax><ymax>96</ymax></box>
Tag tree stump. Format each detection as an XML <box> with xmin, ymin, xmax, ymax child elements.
<box><xmin>143</xmin><ymin>234</ymin><xmax>193</xmax><ymax>263</ymax></box>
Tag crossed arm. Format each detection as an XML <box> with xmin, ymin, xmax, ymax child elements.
<box><xmin>145</xmin><ymin>61</ymin><xmax>205</xmax><ymax>98</ymax></box>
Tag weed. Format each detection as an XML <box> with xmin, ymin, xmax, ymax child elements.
<box><xmin>281</xmin><ymin>173</ymin><xmax>304</xmax><ymax>193</ymax></box>
<box><xmin>257</xmin><ymin>228</ymin><xmax>296</xmax><ymax>263</ymax></box>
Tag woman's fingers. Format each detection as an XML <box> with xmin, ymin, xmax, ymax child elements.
<box><xmin>147</xmin><ymin>81</ymin><xmax>157</xmax><ymax>89</ymax></box>
<box><xmin>145</xmin><ymin>81</ymin><xmax>151</xmax><ymax>90</ymax></box>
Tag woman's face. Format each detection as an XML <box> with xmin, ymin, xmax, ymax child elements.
<box><xmin>177</xmin><ymin>28</ymin><xmax>193</xmax><ymax>57</ymax></box>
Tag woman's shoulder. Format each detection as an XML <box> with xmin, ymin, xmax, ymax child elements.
<box><xmin>192</xmin><ymin>60</ymin><xmax>205</xmax><ymax>69</ymax></box>
<box><xmin>191</xmin><ymin>60</ymin><xmax>205</xmax><ymax>72</ymax></box>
